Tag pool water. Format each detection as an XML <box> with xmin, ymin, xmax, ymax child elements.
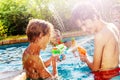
<box><xmin>0</xmin><ymin>36</ymin><xmax>94</xmax><ymax>80</ymax></box>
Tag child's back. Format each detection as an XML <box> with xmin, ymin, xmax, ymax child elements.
<box><xmin>98</xmin><ymin>23</ymin><xmax>119</xmax><ymax>70</ymax></box>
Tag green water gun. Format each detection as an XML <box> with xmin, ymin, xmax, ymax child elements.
<box><xmin>52</xmin><ymin>44</ymin><xmax>65</xmax><ymax>55</ymax></box>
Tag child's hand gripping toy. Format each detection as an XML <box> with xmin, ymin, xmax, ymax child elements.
<box><xmin>52</xmin><ymin>44</ymin><xmax>66</xmax><ymax>56</ymax></box>
<box><xmin>77</xmin><ymin>46</ymin><xmax>86</xmax><ymax>56</ymax></box>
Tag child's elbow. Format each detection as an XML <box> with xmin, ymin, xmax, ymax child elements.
<box><xmin>91</xmin><ymin>66</ymin><xmax>99</xmax><ymax>72</ymax></box>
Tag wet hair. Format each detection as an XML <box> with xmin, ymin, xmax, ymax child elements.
<box><xmin>72</xmin><ymin>3</ymin><xmax>99</xmax><ymax>21</ymax></box>
<box><xmin>26</xmin><ymin>19</ymin><xmax>54</xmax><ymax>42</ymax></box>
<box><xmin>111</xmin><ymin>4</ymin><xmax>120</xmax><ymax>12</ymax></box>
<box><xmin>50</xmin><ymin>29</ymin><xmax>62</xmax><ymax>46</ymax></box>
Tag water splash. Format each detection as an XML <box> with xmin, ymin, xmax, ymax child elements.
<box><xmin>68</xmin><ymin>36</ymin><xmax>94</xmax><ymax>52</ymax></box>
<box><xmin>78</xmin><ymin>36</ymin><xmax>94</xmax><ymax>46</ymax></box>
<box><xmin>48</xmin><ymin>3</ymin><xmax>65</xmax><ymax>31</ymax></box>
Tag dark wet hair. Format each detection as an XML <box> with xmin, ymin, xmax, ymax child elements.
<box><xmin>72</xmin><ymin>3</ymin><xmax>99</xmax><ymax>21</ymax></box>
<box><xmin>26</xmin><ymin>19</ymin><xmax>53</xmax><ymax>42</ymax></box>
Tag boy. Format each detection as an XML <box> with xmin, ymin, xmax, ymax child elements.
<box><xmin>50</xmin><ymin>29</ymin><xmax>66</xmax><ymax>61</ymax></box>
<box><xmin>22</xmin><ymin>19</ymin><xmax>58</xmax><ymax>80</ymax></box>
<box><xmin>50</xmin><ymin>29</ymin><xmax>78</xmax><ymax>61</ymax></box>
<box><xmin>72</xmin><ymin>3</ymin><xmax>120</xmax><ymax>80</ymax></box>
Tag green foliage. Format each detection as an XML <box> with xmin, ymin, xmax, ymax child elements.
<box><xmin>0</xmin><ymin>0</ymin><xmax>32</xmax><ymax>36</ymax></box>
<box><xmin>0</xmin><ymin>20</ymin><xmax>7</xmax><ymax>37</ymax></box>
<box><xmin>0</xmin><ymin>0</ymin><xmax>82</xmax><ymax>36</ymax></box>
<box><xmin>27</xmin><ymin>0</ymin><xmax>53</xmax><ymax>21</ymax></box>
<box><xmin>0</xmin><ymin>0</ymin><xmax>119</xmax><ymax>37</ymax></box>
<box><xmin>48</xmin><ymin>0</ymin><xmax>80</xmax><ymax>32</ymax></box>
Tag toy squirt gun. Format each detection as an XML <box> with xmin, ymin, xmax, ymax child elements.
<box><xmin>68</xmin><ymin>38</ymin><xmax>87</xmax><ymax>55</ymax></box>
<box><xmin>52</xmin><ymin>44</ymin><xmax>66</xmax><ymax>56</ymax></box>
<box><xmin>77</xmin><ymin>46</ymin><xmax>87</xmax><ymax>56</ymax></box>
<box><xmin>51</xmin><ymin>38</ymin><xmax>77</xmax><ymax>56</ymax></box>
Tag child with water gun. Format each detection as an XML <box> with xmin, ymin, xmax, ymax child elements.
<box><xmin>22</xmin><ymin>19</ymin><xmax>57</xmax><ymax>80</ymax></box>
<box><xmin>50</xmin><ymin>29</ymin><xmax>66</xmax><ymax>61</ymax></box>
<box><xmin>72</xmin><ymin>3</ymin><xmax>120</xmax><ymax>80</ymax></box>
<box><xmin>51</xmin><ymin>29</ymin><xmax>80</xmax><ymax>60</ymax></box>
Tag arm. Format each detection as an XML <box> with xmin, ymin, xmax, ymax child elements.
<box><xmin>40</xmin><ymin>56</ymin><xmax>58</xmax><ymax>78</ymax></box>
<box><xmin>80</xmin><ymin>34</ymin><xmax>104</xmax><ymax>71</ymax></box>
<box><xmin>51</xmin><ymin>56</ymin><xmax>58</xmax><ymax>76</ymax></box>
<box><xmin>44</xmin><ymin>58</ymin><xmax>52</xmax><ymax>68</ymax></box>
<box><xmin>37</xmin><ymin>56</ymin><xmax>52</xmax><ymax>78</ymax></box>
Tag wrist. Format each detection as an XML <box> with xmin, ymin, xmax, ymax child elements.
<box><xmin>85</xmin><ymin>57</ymin><xmax>88</xmax><ymax>63</ymax></box>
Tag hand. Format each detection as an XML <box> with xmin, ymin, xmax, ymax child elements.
<box><xmin>61</xmin><ymin>54</ymin><xmax>66</xmax><ymax>60</ymax></box>
<box><xmin>51</xmin><ymin>55</ymin><xmax>58</xmax><ymax>62</ymax></box>
<box><xmin>79</xmin><ymin>54</ymin><xmax>87</xmax><ymax>62</ymax></box>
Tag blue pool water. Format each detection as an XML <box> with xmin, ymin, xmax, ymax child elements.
<box><xmin>0</xmin><ymin>36</ymin><xmax>94</xmax><ymax>80</ymax></box>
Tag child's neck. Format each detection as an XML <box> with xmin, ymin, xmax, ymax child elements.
<box><xmin>27</xmin><ymin>43</ymin><xmax>41</xmax><ymax>55</ymax></box>
<box><xmin>95</xmin><ymin>19</ymin><xmax>107</xmax><ymax>33</ymax></box>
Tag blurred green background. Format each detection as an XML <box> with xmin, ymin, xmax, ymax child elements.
<box><xmin>0</xmin><ymin>0</ymin><xmax>119</xmax><ymax>40</ymax></box>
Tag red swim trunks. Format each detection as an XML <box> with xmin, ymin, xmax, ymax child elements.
<box><xmin>92</xmin><ymin>68</ymin><xmax>120</xmax><ymax>80</ymax></box>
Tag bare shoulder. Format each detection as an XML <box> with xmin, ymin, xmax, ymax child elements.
<box><xmin>94</xmin><ymin>32</ymin><xmax>105</xmax><ymax>45</ymax></box>
<box><xmin>22</xmin><ymin>49</ymin><xmax>28</xmax><ymax>60</ymax></box>
<box><xmin>95</xmin><ymin>23</ymin><xmax>119</xmax><ymax>43</ymax></box>
<box><xmin>107</xmin><ymin>23</ymin><xmax>119</xmax><ymax>41</ymax></box>
<box><xmin>94</xmin><ymin>26</ymin><xmax>110</xmax><ymax>45</ymax></box>
<box><xmin>109</xmin><ymin>23</ymin><xmax>119</xmax><ymax>37</ymax></box>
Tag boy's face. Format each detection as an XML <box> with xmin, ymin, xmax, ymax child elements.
<box><xmin>40</xmin><ymin>34</ymin><xmax>50</xmax><ymax>50</ymax></box>
<box><xmin>76</xmin><ymin>19</ymin><xmax>95</xmax><ymax>34</ymax></box>
<box><xmin>50</xmin><ymin>31</ymin><xmax>62</xmax><ymax>45</ymax></box>
<box><xmin>55</xmin><ymin>31</ymin><xmax>62</xmax><ymax>41</ymax></box>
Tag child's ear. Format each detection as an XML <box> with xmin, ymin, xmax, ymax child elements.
<box><xmin>39</xmin><ymin>33</ymin><xmax>43</xmax><ymax>39</ymax></box>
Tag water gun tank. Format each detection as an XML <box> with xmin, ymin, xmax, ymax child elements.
<box><xmin>77</xmin><ymin>46</ymin><xmax>86</xmax><ymax>55</ymax></box>
<box><xmin>52</xmin><ymin>44</ymin><xmax>66</xmax><ymax>56</ymax></box>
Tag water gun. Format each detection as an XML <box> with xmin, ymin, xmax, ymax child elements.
<box><xmin>52</xmin><ymin>44</ymin><xmax>66</xmax><ymax>56</ymax></box>
<box><xmin>77</xmin><ymin>46</ymin><xmax>86</xmax><ymax>55</ymax></box>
